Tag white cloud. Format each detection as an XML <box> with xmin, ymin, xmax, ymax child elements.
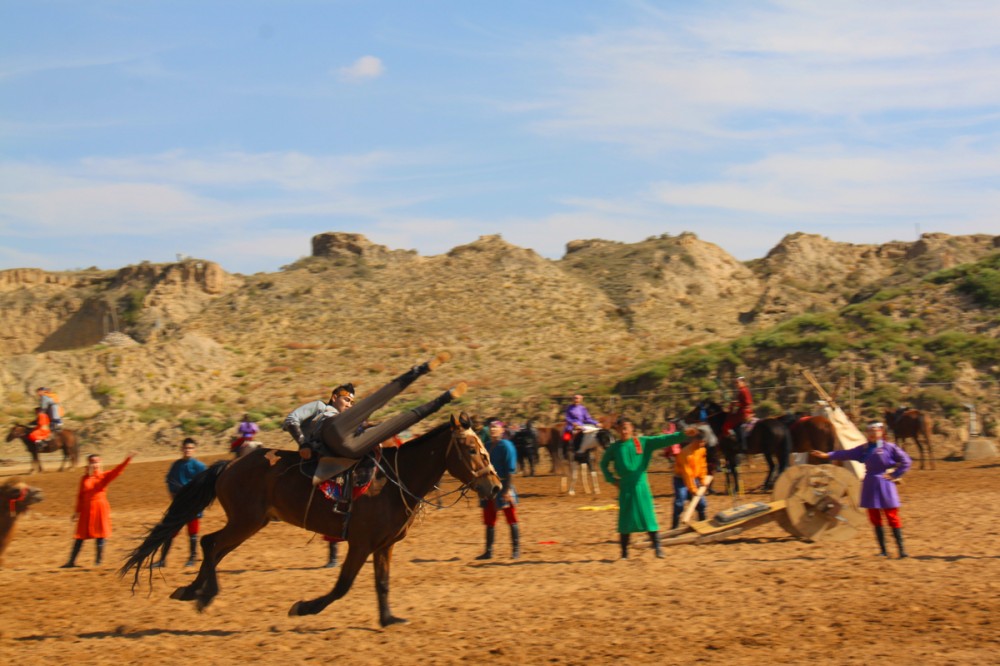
<box><xmin>336</xmin><ymin>55</ymin><xmax>385</xmax><ymax>82</ymax></box>
<box><xmin>531</xmin><ymin>3</ymin><xmax>1000</xmax><ymax>150</ymax></box>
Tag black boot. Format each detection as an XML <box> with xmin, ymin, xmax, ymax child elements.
<box><xmin>648</xmin><ymin>531</ymin><xmax>664</xmax><ymax>559</ymax></box>
<box><xmin>892</xmin><ymin>527</ymin><xmax>908</xmax><ymax>558</ymax></box>
<box><xmin>510</xmin><ymin>524</ymin><xmax>521</xmax><ymax>560</ymax></box>
<box><xmin>60</xmin><ymin>539</ymin><xmax>83</xmax><ymax>568</ymax></box>
<box><xmin>874</xmin><ymin>526</ymin><xmax>888</xmax><ymax>557</ymax></box>
<box><xmin>475</xmin><ymin>526</ymin><xmax>495</xmax><ymax>560</ymax></box>
<box><xmin>325</xmin><ymin>541</ymin><xmax>339</xmax><ymax>568</ymax></box>
<box><xmin>619</xmin><ymin>533</ymin><xmax>630</xmax><ymax>559</ymax></box>
<box><xmin>186</xmin><ymin>535</ymin><xmax>199</xmax><ymax>567</ymax></box>
<box><xmin>95</xmin><ymin>538</ymin><xmax>105</xmax><ymax>565</ymax></box>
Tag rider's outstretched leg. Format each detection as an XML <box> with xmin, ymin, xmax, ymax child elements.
<box><xmin>332</xmin><ymin>383</ymin><xmax>467</xmax><ymax>458</ymax></box>
<box><xmin>320</xmin><ymin>353</ymin><xmax>450</xmax><ymax>450</ymax></box>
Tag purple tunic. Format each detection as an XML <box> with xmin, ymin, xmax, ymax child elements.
<box><xmin>563</xmin><ymin>404</ymin><xmax>598</xmax><ymax>434</ymax></box>
<box><xmin>827</xmin><ymin>441</ymin><xmax>911</xmax><ymax>509</ymax></box>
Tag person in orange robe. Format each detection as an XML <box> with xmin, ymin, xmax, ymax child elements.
<box><xmin>61</xmin><ymin>451</ymin><xmax>136</xmax><ymax>568</ymax></box>
<box><xmin>27</xmin><ymin>408</ymin><xmax>51</xmax><ymax>445</ymax></box>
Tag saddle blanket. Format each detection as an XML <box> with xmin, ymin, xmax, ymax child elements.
<box><xmin>317</xmin><ymin>475</ymin><xmax>374</xmax><ymax>503</ymax></box>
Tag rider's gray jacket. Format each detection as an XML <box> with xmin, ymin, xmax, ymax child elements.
<box><xmin>39</xmin><ymin>394</ymin><xmax>61</xmax><ymax>423</ymax></box>
<box><xmin>283</xmin><ymin>401</ymin><xmax>340</xmax><ymax>444</ymax></box>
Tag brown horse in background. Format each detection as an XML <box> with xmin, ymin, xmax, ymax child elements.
<box><xmin>0</xmin><ymin>479</ymin><xmax>44</xmax><ymax>566</ymax></box>
<box><xmin>884</xmin><ymin>408</ymin><xmax>935</xmax><ymax>470</ymax></box>
<box><xmin>5</xmin><ymin>425</ymin><xmax>79</xmax><ymax>473</ymax></box>
<box><xmin>789</xmin><ymin>415</ymin><xmax>837</xmax><ymax>455</ymax></box>
<box><xmin>121</xmin><ymin>414</ymin><xmax>501</xmax><ymax>626</ymax></box>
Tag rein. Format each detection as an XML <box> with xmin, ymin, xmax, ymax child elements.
<box><xmin>377</xmin><ymin>431</ymin><xmax>495</xmax><ymax>514</ymax></box>
<box><xmin>9</xmin><ymin>485</ymin><xmax>27</xmax><ymax>517</ymax></box>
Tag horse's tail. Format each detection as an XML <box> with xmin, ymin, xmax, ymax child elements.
<box><xmin>119</xmin><ymin>460</ymin><xmax>228</xmax><ymax>590</ymax></box>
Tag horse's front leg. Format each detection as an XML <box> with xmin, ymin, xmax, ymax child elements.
<box><xmin>289</xmin><ymin>543</ymin><xmax>368</xmax><ymax>617</ymax></box>
<box><xmin>373</xmin><ymin>544</ymin><xmax>406</xmax><ymax>627</ymax></box>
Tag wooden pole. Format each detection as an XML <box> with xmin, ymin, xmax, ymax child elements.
<box><xmin>680</xmin><ymin>475</ymin><xmax>713</xmax><ymax>525</ymax></box>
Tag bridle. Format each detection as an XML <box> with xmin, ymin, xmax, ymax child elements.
<box><xmin>8</xmin><ymin>484</ymin><xmax>28</xmax><ymax>517</ymax></box>
<box><xmin>376</xmin><ymin>427</ymin><xmax>497</xmax><ymax>514</ymax></box>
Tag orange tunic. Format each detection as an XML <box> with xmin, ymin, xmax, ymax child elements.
<box><xmin>673</xmin><ymin>445</ymin><xmax>708</xmax><ymax>494</ymax></box>
<box><xmin>74</xmin><ymin>458</ymin><xmax>130</xmax><ymax>539</ymax></box>
<box><xmin>28</xmin><ymin>412</ymin><xmax>51</xmax><ymax>443</ymax></box>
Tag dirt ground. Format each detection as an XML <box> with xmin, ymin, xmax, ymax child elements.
<box><xmin>1</xmin><ymin>449</ymin><xmax>998</xmax><ymax>665</ymax></box>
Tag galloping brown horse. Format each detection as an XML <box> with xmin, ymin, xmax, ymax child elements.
<box><xmin>121</xmin><ymin>413</ymin><xmax>501</xmax><ymax>626</ymax></box>
<box><xmin>5</xmin><ymin>425</ymin><xmax>79</xmax><ymax>473</ymax></box>
<box><xmin>884</xmin><ymin>408</ymin><xmax>935</xmax><ymax>470</ymax></box>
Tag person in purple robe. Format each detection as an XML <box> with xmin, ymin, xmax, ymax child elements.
<box><xmin>563</xmin><ymin>394</ymin><xmax>600</xmax><ymax>457</ymax></box>
<box><xmin>812</xmin><ymin>421</ymin><xmax>912</xmax><ymax>558</ymax></box>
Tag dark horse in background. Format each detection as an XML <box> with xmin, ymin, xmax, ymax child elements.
<box><xmin>121</xmin><ymin>414</ymin><xmax>501</xmax><ymax>627</ymax></box>
<box><xmin>884</xmin><ymin>408</ymin><xmax>935</xmax><ymax>470</ymax></box>
<box><xmin>5</xmin><ymin>425</ymin><xmax>79</xmax><ymax>473</ymax></box>
<box><xmin>685</xmin><ymin>403</ymin><xmax>838</xmax><ymax>493</ymax></box>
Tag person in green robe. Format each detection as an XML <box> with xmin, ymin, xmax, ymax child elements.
<box><xmin>600</xmin><ymin>417</ymin><xmax>687</xmax><ymax>559</ymax></box>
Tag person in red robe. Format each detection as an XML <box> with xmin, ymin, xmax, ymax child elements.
<box><xmin>61</xmin><ymin>451</ymin><xmax>136</xmax><ymax>568</ymax></box>
<box><xmin>723</xmin><ymin>376</ymin><xmax>755</xmax><ymax>454</ymax></box>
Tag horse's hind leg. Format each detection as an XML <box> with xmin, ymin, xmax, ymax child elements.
<box><xmin>171</xmin><ymin>518</ymin><xmax>267</xmax><ymax>610</ymax></box>
<box><xmin>289</xmin><ymin>544</ymin><xmax>369</xmax><ymax>617</ymax></box>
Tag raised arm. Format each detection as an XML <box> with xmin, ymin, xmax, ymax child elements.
<box><xmin>95</xmin><ymin>453</ymin><xmax>134</xmax><ymax>492</ymax></box>
<box><xmin>640</xmin><ymin>432</ymin><xmax>687</xmax><ymax>469</ymax></box>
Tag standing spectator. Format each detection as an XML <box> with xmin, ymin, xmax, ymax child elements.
<box><xmin>61</xmin><ymin>451</ymin><xmax>136</xmax><ymax>568</ymax></box>
<box><xmin>812</xmin><ymin>421</ymin><xmax>912</xmax><ymax>558</ymax></box>
<box><xmin>512</xmin><ymin>420</ymin><xmax>539</xmax><ymax>476</ymax></box>
<box><xmin>600</xmin><ymin>417</ymin><xmax>687</xmax><ymax>559</ymax></box>
<box><xmin>671</xmin><ymin>426</ymin><xmax>710</xmax><ymax>529</ymax></box>
<box><xmin>475</xmin><ymin>421</ymin><xmax>520</xmax><ymax>560</ymax></box>
<box><xmin>154</xmin><ymin>438</ymin><xmax>207</xmax><ymax>568</ymax></box>
<box><xmin>231</xmin><ymin>413</ymin><xmax>261</xmax><ymax>457</ymax></box>
<box><xmin>322</xmin><ymin>535</ymin><xmax>339</xmax><ymax>568</ymax></box>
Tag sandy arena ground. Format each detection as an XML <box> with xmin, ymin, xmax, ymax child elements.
<box><xmin>1</xmin><ymin>448</ymin><xmax>997</xmax><ymax>665</ymax></box>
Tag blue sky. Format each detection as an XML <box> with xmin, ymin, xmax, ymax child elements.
<box><xmin>2</xmin><ymin>1</ymin><xmax>999</xmax><ymax>275</ymax></box>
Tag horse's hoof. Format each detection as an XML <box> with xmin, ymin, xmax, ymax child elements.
<box><xmin>289</xmin><ymin>601</ymin><xmax>315</xmax><ymax>617</ymax></box>
<box><xmin>170</xmin><ymin>586</ymin><xmax>194</xmax><ymax>601</ymax></box>
<box><xmin>380</xmin><ymin>615</ymin><xmax>408</xmax><ymax>627</ymax></box>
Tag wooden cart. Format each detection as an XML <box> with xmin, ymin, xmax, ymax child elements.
<box><xmin>660</xmin><ymin>464</ymin><xmax>866</xmax><ymax>546</ymax></box>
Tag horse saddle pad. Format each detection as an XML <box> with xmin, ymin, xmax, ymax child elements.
<box><xmin>714</xmin><ymin>502</ymin><xmax>771</xmax><ymax>525</ymax></box>
<box><xmin>310</xmin><ymin>455</ymin><xmax>359</xmax><ymax>486</ymax></box>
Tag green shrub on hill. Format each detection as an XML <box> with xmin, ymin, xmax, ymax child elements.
<box><xmin>926</xmin><ymin>252</ymin><xmax>1000</xmax><ymax>307</ymax></box>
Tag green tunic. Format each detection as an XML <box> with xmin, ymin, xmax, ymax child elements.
<box><xmin>600</xmin><ymin>432</ymin><xmax>686</xmax><ymax>534</ymax></box>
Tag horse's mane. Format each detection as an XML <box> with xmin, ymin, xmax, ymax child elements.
<box><xmin>381</xmin><ymin>421</ymin><xmax>452</xmax><ymax>463</ymax></box>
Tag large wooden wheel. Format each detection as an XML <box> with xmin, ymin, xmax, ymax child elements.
<box><xmin>771</xmin><ymin>464</ymin><xmax>866</xmax><ymax>542</ymax></box>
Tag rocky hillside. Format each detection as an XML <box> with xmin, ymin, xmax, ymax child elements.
<box><xmin>1</xmin><ymin>231</ymin><xmax>997</xmax><ymax>457</ymax></box>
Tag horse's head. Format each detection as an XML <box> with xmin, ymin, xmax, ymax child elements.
<box><xmin>5</xmin><ymin>425</ymin><xmax>27</xmax><ymax>442</ymax></box>
<box><xmin>595</xmin><ymin>428</ymin><xmax>613</xmax><ymax>449</ymax></box>
<box><xmin>2</xmin><ymin>479</ymin><xmax>43</xmax><ymax>516</ymax></box>
<box><xmin>447</xmin><ymin>413</ymin><xmax>501</xmax><ymax>501</ymax></box>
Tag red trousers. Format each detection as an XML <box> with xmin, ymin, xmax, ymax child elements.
<box><xmin>176</xmin><ymin>518</ymin><xmax>200</xmax><ymax>536</ymax></box>
<box><xmin>867</xmin><ymin>508</ymin><xmax>901</xmax><ymax>528</ymax></box>
<box><xmin>482</xmin><ymin>501</ymin><xmax>518</xmax><ymax>526</ymax></box>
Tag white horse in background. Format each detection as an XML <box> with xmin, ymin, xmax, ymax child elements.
<box><xmin>560</xmin><ymin>425</ymin><xmax>612</xmax><ymax>496</ymax></box>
